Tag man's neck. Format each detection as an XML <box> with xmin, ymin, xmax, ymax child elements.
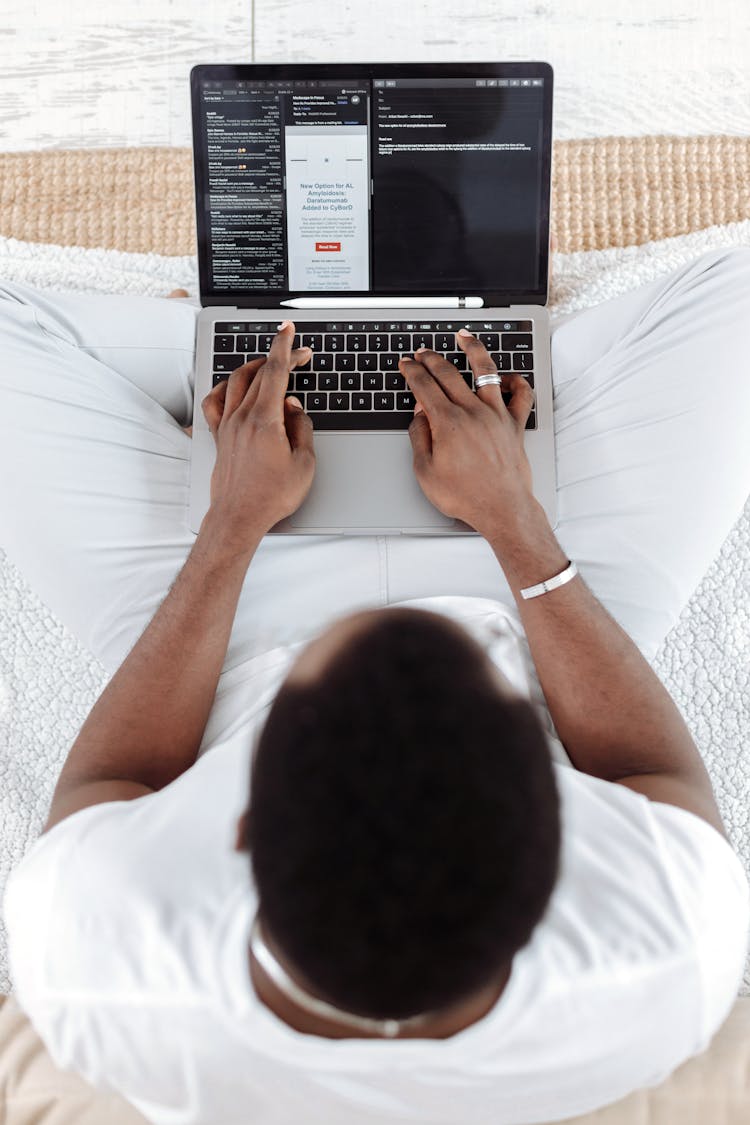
<box><xmin>248</xmin><ymin>945</ymin><xmax>510</xmax><ymax>1041</ymax></box>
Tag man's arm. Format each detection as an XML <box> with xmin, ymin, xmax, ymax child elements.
<box><xmin>45</xmin><ymin>322</ymin><xmax>315</xmax><ymax>833</ymax></box>
<box><xmin>403</xmin><ymin>338</ymin><xmax>725</xmax><ymax>837</ymax></box>
<box><xmin>484</xmin><ymin>497</ymin><xmax>726</xmax><ymax>836</ymax></box>
<box><xmin>44</xmin><ymin>513</ymin><xmax>260</xmax><ymax>832</ymax></box>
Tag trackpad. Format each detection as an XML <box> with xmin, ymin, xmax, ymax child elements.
<box><xmin>288</xmin><ymin>433</ymin><xmax>455</xmax><ymax>531</ymax></box>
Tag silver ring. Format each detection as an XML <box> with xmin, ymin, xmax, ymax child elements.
<box><xmin>474</xmin><ymin>374</ymin><xmax>503</xmax><ymax>388</ymax></box>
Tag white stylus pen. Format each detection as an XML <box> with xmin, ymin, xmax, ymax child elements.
<box><xmin>280</xmin><ymin>296</ymin><xmax>484</xmax><ymax>309</ymax></box>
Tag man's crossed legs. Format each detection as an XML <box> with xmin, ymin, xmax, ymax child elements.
<box><xmin>0</xmin><ymin>248</ymin><xmax>748</xmax><ymax>726</ymax></box>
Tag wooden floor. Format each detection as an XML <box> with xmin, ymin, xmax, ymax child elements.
<box><xmin>0</xmin><ymin>1</ymin><xmax>748</xmax><ymax>150</ymax></box>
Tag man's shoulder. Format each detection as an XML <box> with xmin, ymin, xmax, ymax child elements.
<box><xmin>547</xmin><ymin>763</ymin><xmax>749</xmax><ymax>975</ymax></box>
<box><xmin>4</xmin><ymin>736</ymin><xmax>256</xmax><ymax>1007</ymax></box>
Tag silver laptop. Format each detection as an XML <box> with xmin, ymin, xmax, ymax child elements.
<box><xmin>188</xmin><ymin>62</ymin><xmax>557</xmax><ymax>534</ymax></box>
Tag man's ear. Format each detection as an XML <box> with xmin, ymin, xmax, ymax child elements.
<box><xmin>235</xmin><ymin>810</ymin><xmax>249</xmax><ymax>853</ymax></box>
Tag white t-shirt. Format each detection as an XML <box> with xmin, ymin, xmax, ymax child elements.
<box><xmin>4</xmin><ymin>596</ymin><xmax>749</xmax><ymax>1125</ymax></box>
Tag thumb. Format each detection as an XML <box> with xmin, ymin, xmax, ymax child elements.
<box><xmin>408</xmin><ymin>407</ymin><xmax>432</xmax><ymax>472</ymax></box>
<box><xmin>283</xmin><ymin>396</ymin><xmax>315</xmax><ymax>453</ymax></box>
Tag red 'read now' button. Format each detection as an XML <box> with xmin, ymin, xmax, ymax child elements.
<box><xmin>315</xmin><ymin>241</ymin><xmax>341</xmax><ymax>252</ymax></box>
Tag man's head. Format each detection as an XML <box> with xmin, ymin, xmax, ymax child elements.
<box><xmin>241</xmin><ymin>607</ymin><xmax>560</xmax><ymax>1023</ymax></box>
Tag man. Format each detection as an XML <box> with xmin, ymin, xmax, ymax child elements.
<box><xmin>3</xmin><ymin>248</ymin><xmax>750</xmax><ymax>1125</ymax></box>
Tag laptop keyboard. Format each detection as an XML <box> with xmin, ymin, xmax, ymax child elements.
<box><xmin>211</xmin><ymin>320</ymin><xmax>537</xmax><ymax>431</ymax></box>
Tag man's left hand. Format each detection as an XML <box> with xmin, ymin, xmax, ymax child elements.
<box><xmin>201</xmin><ymin>320</ymin><xmax>315</xmax><ymax>543</ymax></box>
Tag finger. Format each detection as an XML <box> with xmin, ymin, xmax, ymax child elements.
<box><xmin>408</xmin><ymin>407</ymin><xmax>432</xmax><ymax>471</ymax></box>
<box><xmin>456</xmin><ymin>329</ymin><xmax>506</xmax><ymax>413</ymax></box>
<box><xmin>201</xmin><ymin>357</ymin><xmax>264</xmax><ymax>436</ymax></box>
<box><xmin>412</xmin><ymin>347</ymin><xmax>475</xmax><ymax>405</ymax></box>
<box><xmin>501</xmin><ymin>373</ymin><xmax>536</xmax><ymax>428</ymax></box>
<box><xmin>201</xmin><ymin>378</ymin><xmax>227</xmax><ymax>438</ymax></box>
<box><xmin>252</xmin><ymin>320</ymin><xmax>299</xmax><ymax>416</ymax></box>
<box><xmin>398</xmin><ymin>356</ymin><xmax>452</xmax><ymax>419</ymax></box>
<box><xmin>283</xmin><ymin>395</ymin><xmax>315</xmax><ymax>454</ymax></box>
<box><xmin>243</xmin><ymin>345</ymin><xmax>312</xmax><ymax>413</ymax></box>
<box><xmin>223</xmin><ymin>357</ymin><xmax>267</xmax><ymax>416</ymax></box>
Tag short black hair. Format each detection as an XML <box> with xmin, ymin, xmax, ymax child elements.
<box><xmin>246</xmin><ymin>608</ymin><xmax>560</xmax><ymax>1021</ymax></box>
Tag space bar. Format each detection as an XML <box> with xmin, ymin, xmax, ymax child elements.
<box><xmin>306</xmin><ymin>411</ymin><xmax>415</xmax><ymax>431</ymax></box>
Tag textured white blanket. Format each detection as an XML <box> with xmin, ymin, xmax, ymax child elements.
<box><xmin>1</xmin><ymin>223</ymin><xmax>749</xmax><ymax>994</ymax></box>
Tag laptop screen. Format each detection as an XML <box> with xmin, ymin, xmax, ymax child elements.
<box><xmin>191</xmin><ymin>63</ymin><xmax>553</xmax><ymax>307</ymax></box>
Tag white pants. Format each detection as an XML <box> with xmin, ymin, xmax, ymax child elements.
<box><xmin>1</xmin><ymin>249</ymin><xmax>749</xmax><ymax>691</ymax></box>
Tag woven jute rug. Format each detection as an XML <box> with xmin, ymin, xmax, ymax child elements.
<box><xmin>1</xmin><ymin>135</ymin><xmax>748</xmax><ymax>256</ymax></box>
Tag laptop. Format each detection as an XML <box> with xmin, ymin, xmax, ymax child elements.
<box><xmin>188</xmin><ymin>61</ymin><xmax>556</xmax><ymax>534</ymax></box>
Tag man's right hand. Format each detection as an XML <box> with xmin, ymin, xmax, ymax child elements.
<box><xmin>401</xmin><ymin>329</ymin><xmax>537</xmax><ymax>537</ymax></box>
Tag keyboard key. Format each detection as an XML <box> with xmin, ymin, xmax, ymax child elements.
<box><xmin>463</xmin><ymin>373</ymin><xmax>474</xmax><ymax>389</ymax></box>
<box><xmin>294</xmin><ymin>352</ymin><xmax>312</xmax><ymax>370</ymax></box>
<box><xmin>214</xmin><ymin>334</ymin><xmax>235</xmax><ymax>353</ymax></box>
<box><xmin>413</xmin><ymin>332</ymin><xmax>433</xmax><ymax>351</ymax></box>
<box><xmin>499</xmin><ymin>320</ymin><xmax>533</xmax><ymax>332</ymax></box>
<box><xmin>329</xmin><ymin>391</ymin><xmax>350</xmax><ymax>411</ymax></box>
<box><xmin>353</xmin><ymin>392</ymin><xmax>372</xmax><ymax>410</ymax></box>
<box><xmin>435</xmin><ymin>333</ymin><xmax>454</xmax><ymax>352</ymax></box>
<box><xmin>213</xmin><ymin>354</ymin><xmax>245</xmax><ymax>373</ymax></box>
<box><xmin>302</xmin><ymin>333</ymin><xmax>323</xmax><ymax>351</ymax></box>
<box><xmin>357</xmin><ymin>353</ymin><xmax>378</xmax><ymax>371</ymax></box>
<box><xmin>380</xmin><ymin>353</ymin><xmax>400</xmax><ymax>371</ymax></box>
<box><xmin>447</xmin><ymin>352</ymin><xmax>468</xmax><ymax>371</ymax></box>
<box><xmin>490</xmin><ymin>352</ymin><xmax>512</xmax><ymax>371</ymax></box>
<box><xmin>478</xmin><ymin>332</ymin><xmax>500</xmax><ymax>351</ymax></box>
<box><xmin>319</xmin><ymin>372</ymin><xmax>338</xmax><ymax>391</ymax></box>
<box><xmin>216</xmin><ymin>321</ymin><xmax>249</xmax><ymax>333</ymax></box>
<box><xmin>236</xmin><ymin>334</ymin><xmax>256</xmax><ymax>352</ymax></box>
<box><xmin>285</xmin><ymin>391</ymin><xmax>304</xmax><ymax>408</ymax></box>
<box><xmin>390</xmin><ymin>333</ymin><xmax>411</xmax><ymax>352</ymax></box>
<box><xmin>347</xmin><ymin>334</ymin><xmax>367</xmax><ymax>351</ymax></box>
<box><xmin>212</xmin><ymin>372</ymin><xmax>229</xmax><ymax>387</ymax></box>
<box><xmin>307</xmin><ymin>392</ymin><xmax>327</xmax><ymax>411</ymax></box>
<box><xmin>397</xmin><ymin>391</ymin><xmax>416</xmax><ymax>411</ymax></box>
<box><xmin>374</xmin><ymin>392</ymin><xmax>395</xmax><ymax>410</ymax></box>
<box><xmin>313</xmin><ymin>353</ymin><xmax>334</xmax><ymax>372</ymax></box>
<box><xmin>258</xmin><ymin>334</ymin><xmax>276</xmax><ymax>352</ymax></box>
<box><xmin>501</xmin><ymin>332</ymin><xmax>533</xmax><ymax>351</ymax></box>
<box><xmin>337</xmin><ymin>353</ymin><xmax>356</xmax><ymax>371</ymax></box>
<box><xmin>385</xmin><ymin>372</ymin><xmax>406</xmax><ymax>390</ymax></box>
<box><xmin>513</xmin><ymin>351</ymin><xmax>534</xmax><ymax>371</ymax></box>
<box><xmin>363</xmin><ymin>373</ymin><xmax>384</xmax><ymax>391</ymax></box>
<box><xmin>305</xmin><ymin>410</ymin><xmax>414</xmax><ymax>431</ymax></box>
<box><xmin>341</xmin><ymin>373</ymin><xmax>361</xmax><ymax>391</ymax></box>
<box><xmin>296</xmin><ymin>373</ymin><xmax>316</xmax><ymax>392</ymax></box>
<box><xmin>325</xmin><ymin>334</ymin><xmax>345</xmax><ymax>351</ymax></box>
<box><xmin>369</xmin><ymin>334</ymin><xmax>389</xmax><ymax>351</ymax></box>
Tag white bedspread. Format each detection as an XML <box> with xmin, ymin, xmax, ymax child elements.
<box><xmin>1</xmin><ymin>223</ymin><xmax>749</xmax><ymax>994</ymax></box>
